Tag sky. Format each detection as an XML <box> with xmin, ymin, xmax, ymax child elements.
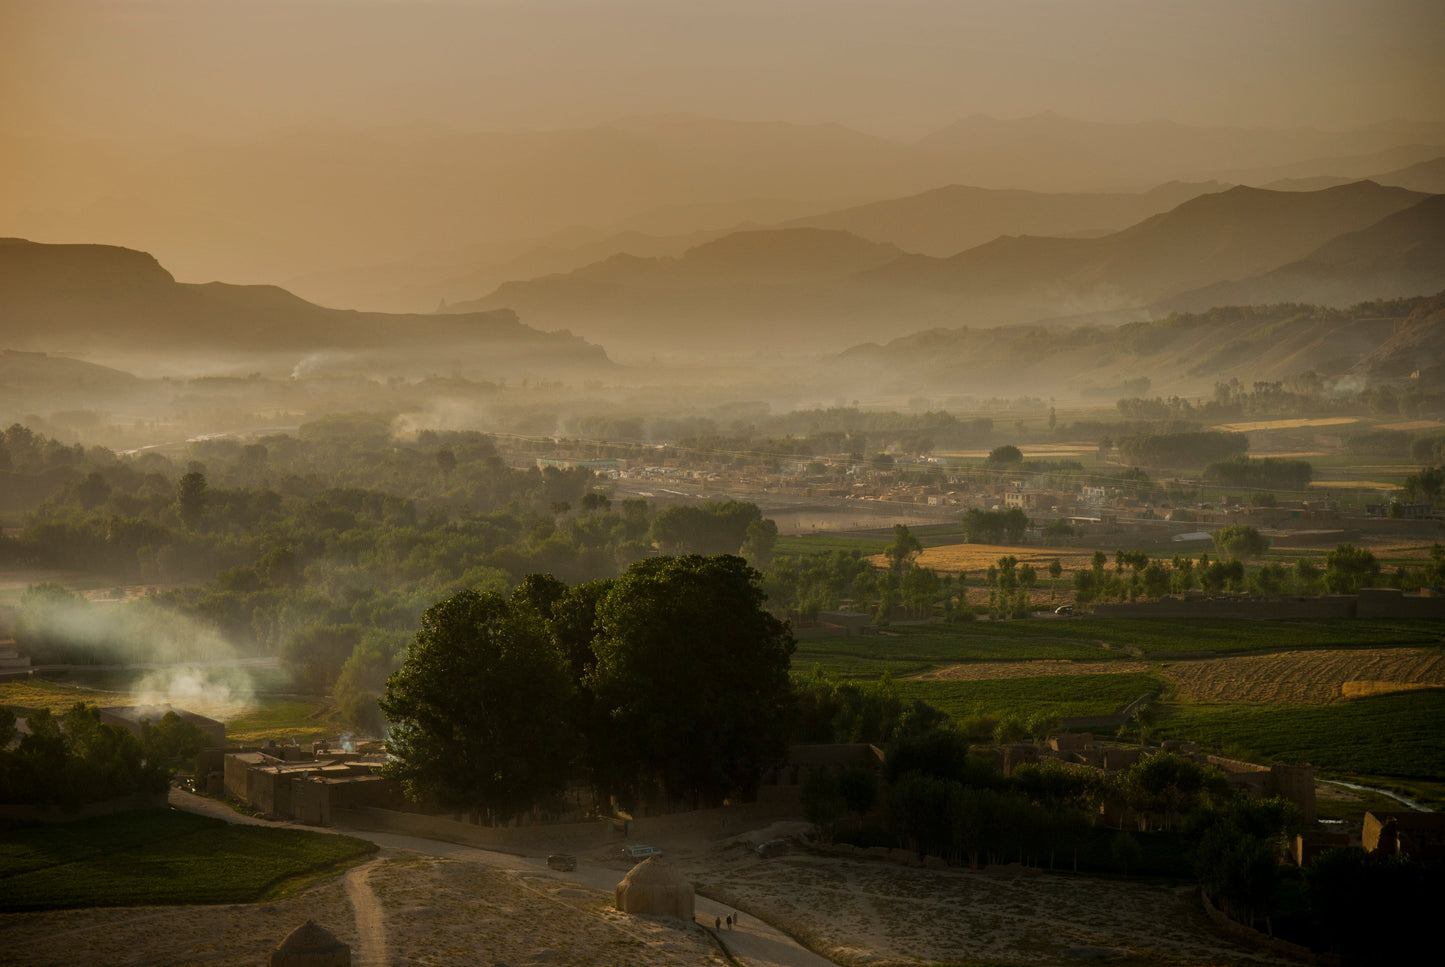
<box><xmin>4</xmin><ymin>0</ymin><xmax>1444</xmax><ymax>141</ymax></box>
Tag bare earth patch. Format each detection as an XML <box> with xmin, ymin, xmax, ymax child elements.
<box><xmin>913</xmin><ymin>660</ymin><xmax>1142</xmax><ymax>681</ymax></box>
<box><xmin>1159</xmin><ymin>647</ymin><xmax>1445</xmax><ymax>705</ymax></box>
<box><xmin>682</xmin><ymin>848</ymin><xmax>1296</xmax><ymax>967</ymax></box>
<box><xmin>0</xmin><ymin>851</ymin><xmax>727</xmax><ymax>967</ymax></box>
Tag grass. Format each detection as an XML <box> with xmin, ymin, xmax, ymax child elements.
<box><xmin>1004</xmin><ymin>617</ymin><xmax>1443</xmax><ymax>656</ymax></box>
<box><xmin>1314</xmin><ymin>782</ymin><xmax>1427</xmax><ymax>823</ymax></box>
<box><xmin>225</xmin><ymin>700</ymin><xmax>345</xmax><ymax>745</ymax></box>
<box><xmin>894</xmin><ymin>671</ymin><xmax>1164</xmax><ymax>722</ymax></box>
<box><xmin>0</xmin><ymin>809</ymin><xmax>377</xmax><ymax>911</ymax></box>
<box><xmin>793</xmin><ymin>613</ymin><xmax>1445</xmax><ymax>794</ymax></box>
<box><xmin>0</xmin><ymin>678</ymin><xmax>345</xmax><ymax>745</ymax></box>
<box><xmin>774</xmin><ymin>534</ymin><xmax>891</xmax><ymax>557</ymax></box>
<box><xmin>1154</xmin><ymin>690</ymin><xmax>1445</xmax><ymax>783</ymax></box>
<box><xmin>795</xmin><ymin>625</ymin><xmax>1135</xmax><ymax>679</ymax></box>
<box><xmin>0</xmin><ymin>679</ymin><xmax>128</xmax><ymax>714</ymax></box>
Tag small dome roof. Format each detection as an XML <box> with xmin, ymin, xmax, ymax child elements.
<box><xmin>275</xmin><ymin>920</ymin><xmax>346</xmax><ymax>952</ymax></box>
<box><xmin>619</xmin><ymin>856</ymin><xmax>688</xmax><ymax>887</ymax></box>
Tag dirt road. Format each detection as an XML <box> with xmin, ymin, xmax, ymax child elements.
<box><xmin>166</xmin><ymin>788</ymin><xmax>836</xmax><ymax>967</ymax></box>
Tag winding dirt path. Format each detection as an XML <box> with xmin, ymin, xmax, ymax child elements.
<box><xmin>342</xmin><ymin>859</ymin><xmax>388</xmax><ymax>967</ymax></box>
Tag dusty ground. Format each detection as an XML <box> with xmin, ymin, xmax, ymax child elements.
<box><xmin>1159</xmin><ymin>647</ymin><xmax>1445</xmax><ymax>705</ymax></box>
<box><xmin>0</xmin><ymin>850</ymin><xmax>730</xmax><ymax>967</ymax></box>
<box><xmin>649</xmin><ymin>824</ymin><xmax>1297</xmax><ymax>967</ymax></box>
<box><xmin>1</xmin><ymin>814</ymin><xmax>1299</xmax><ymax>967</ymax></box>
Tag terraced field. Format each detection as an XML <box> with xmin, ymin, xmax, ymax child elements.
<box><xmin>796</xmin><ymin>615</ymin><xmax>1445</xmax><ymax>798</ymax></box>
<box><xmin>1160</xmin><ymin>647</ymin><xmax>1445</xmax><ymax>705</ymax></box>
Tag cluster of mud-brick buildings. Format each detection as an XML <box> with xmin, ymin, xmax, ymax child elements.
<box><xmin>202</xmin><ymin>740</ymin><xmax>403</xmax><ymax>825</ymax></box>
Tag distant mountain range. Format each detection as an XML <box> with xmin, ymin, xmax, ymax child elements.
<box><xmin>8</xmin><ymin>111</ymin><xmax>1443</xmax><ymax>295</ymax></box>
<box><xmin>777</xmin><ymin>180</ymin><xmax>1227</xmax><ymax>257</ymax></box>
<box><xmin>447</xmin><ymin>180</ymin><xmax>1441</xmax><ymax>354</ymax></box>
<box><xmin>0</xmin><ymin>239</ymin><xmax>611</xmax><ymax>378</ymax></box>
<box><xmin>5</xmin><ymin>235</ymin><xmax>1441</xmax><ymax>419</ymax></box>
<box><xmin>1162</xmin><ymin>193</ymin><xmax>1445</xmax><ymax>312</ymax></box>
<box><xmin>823</xmin><ymin>293</ymin><xmax>1445</xmax><ymax>400</ymax></box>
<box><xmin>869</xmin><ymin>181</ymin><xmax>1430</xmax><ymax>301</ymax></box>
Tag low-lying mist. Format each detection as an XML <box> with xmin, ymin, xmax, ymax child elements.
<box><xmin>13</xmin><ymin>586</ymin><xmax>269</xmax><ymax>722</ymax></box>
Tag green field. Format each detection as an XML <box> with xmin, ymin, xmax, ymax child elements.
<box><xmin>1156</xmin><ymin>691</ymin><xmax>1445</xmax><ymax>785</ymax></box>
<box><xmin>790</xmin><ymin>615</ymin><xmax>1445</xmax><ymax>795</ymax></box>
<box><xmin>0</xmin><ymin>678</ymin><xmax>346</xmax><ymax>746</ymax></box>
<box><xmin>952</xmin><ymin>617</ymin><xmax>1443</xmax><ymax>656</ymax></box>
<box><xmin>895</xmin><ymin>671</ymin><xmax>1164</xmax><ymax>723</ymax></box>
<box><xmin>795</xmin><ymin>624</ymin><xmax>1136</xmax><ymax>679</ymax></box>
<box><xmin>773</xmin><ymin>534</ymin><xmax>891</xmax><ymax>557</ymax></box>
<box><xmin>0</xmin><ymin>809</ymin><xmax>377</xmax><ymax>911</ymax></box>
<box><xmin>225</xmin><ymin>700</ymin><xmax>346</xmax><ymax>745</ymax></box>
<box><xmin>0</xmin><ymin>679</ymin><xmax>128</xmax><ymax>714</ymax></box>
<box><xmin>773</xmin><ymin>523</ymin><xmax>960</xmax><ymax>559</ymax></box>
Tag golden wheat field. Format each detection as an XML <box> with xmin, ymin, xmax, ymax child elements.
<box><xmin>1309</xmin><ymin>478</ymin><xmax>1402</xmax><ymax>490</ymax></box>
<box><xmin>1211</xmin><ymin>417</ymin><xmax>1359</xmax><ymax>432</ymax></box>
<box><xmin>1159</xmin><ymin>648</ymin><xmax>1445</xmax><ymax>705</ymax></box>
<box><xmin>1375</xmin><ymin>420</ymin><xmax>1445</xmax><ymax>431</ymax></box>
<box><xmin>893</xmin><ymin>544</ymin><xmax>1098</xmax><ymax>576</ymax></box>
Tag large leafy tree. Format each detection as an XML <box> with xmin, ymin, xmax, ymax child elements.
<box><xmin>380</xmin><ymin>589</ymin><xmax>575</xmax><ymax>823</ymax></box>
<box><xmin>1211</xmin><ymin>524</ymin><xmax>1269</xmax><ymax>562</ymax></box>
<box><xmin>587</xmin><ymin>554</ymin><xmax>795</xmax><ymax>808</ymax></box>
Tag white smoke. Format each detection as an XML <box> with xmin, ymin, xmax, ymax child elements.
<box><xmin>132</xmin><ymin>664</ymin><xmax>259</xmax><ymax>722</ymax></box>
<box><xmin>17</xmin><ymin>588</ymin><xmax>266</xmax><ymax>721</ymax></box>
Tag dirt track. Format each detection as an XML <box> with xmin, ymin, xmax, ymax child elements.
<box><xmin>0</xmin><ymin>791</ymin><xmax>1295</xmax><ymax>967</ymax></box>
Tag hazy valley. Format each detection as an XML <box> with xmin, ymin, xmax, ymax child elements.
<box><xmin>4</xmin><ymin>3</ymin><xmax>1445</xmax><ymax>966</ymax></box>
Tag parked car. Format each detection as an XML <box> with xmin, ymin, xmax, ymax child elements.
<box><xmin>546</xmin><ymin>853</ymin><xmax>576</xmax><ymax>871</ymax></box>
<box><xmin>1054</xmin><ymin>605</ymin><xmax>1075</xmax><ymax>615</ymax></box>
<box><xmin>622</xmin><ymin>844</ymin><xmax>662</xmax><ymax>861</ymax></box>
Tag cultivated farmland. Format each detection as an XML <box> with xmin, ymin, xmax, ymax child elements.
<box><xmin>1160</xmin><ymin>647</ymin><xmax>1445</xmax><ymax>705</ymax></box>
<box><xmin>0</xmin><ymin>810</ymin><xmax>377</xmax><ymax>912</ymax></box>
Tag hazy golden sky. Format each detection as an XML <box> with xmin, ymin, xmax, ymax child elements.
<box><xmin>5</xmin><ymin>0</ymin><xmax>1443</xmax><ymax>140</ymax></box>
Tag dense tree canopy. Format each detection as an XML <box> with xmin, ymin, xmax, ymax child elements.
<box><xmin>587</xmin><ymin>555</ymin><xmax>795</xmax><ymax>807</ymax></box>
<box><xmin>962</xmin><ymin>508</ymin><xmax>1029</xmax><ymax>544</ymax></box>
<box><xmin>380</xmin><ymin>589</ymin><xmax>576</xmax><ymax>822</ymax></box>
<box><xmin>648</xmin><ymin>500</ymin><xmax>762</xmax><ymax>556</ymax></box>
<box><xmin>1211</xmin><ymin>525</ymin><xmax>1270</xmax><ymax>562</ymax></box>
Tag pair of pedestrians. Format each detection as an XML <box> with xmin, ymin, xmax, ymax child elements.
<box><xmin>713</xmin><ymin>911</ymin><xmax>741</xmax><ymax>930</ymax></box>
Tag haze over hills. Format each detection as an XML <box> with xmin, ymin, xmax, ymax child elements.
<box><xmin>8</xmin><ymin>112</ymin><xmax>1444</xmax><ymax>299</ymax></box>
<box><xmin>777</xmin><ymin>181</ymin><xmax>1228</xmax><ymax>257</ymax></box>
<box><xmin>869</xmin><ymin>182</ymin><xmax>1430</xmax><ymax>297</ymax></box>
<box><xmin>1264</xmin><ymin>156</ymin><xmax>1445</xmax><ymax>195</ymax></box>
<box><xmin>445</xmin><ymin>228</ymin><xmax>918</xmax><ymax>354</ymax></box>
<box><xmin>444</xmin><ymin>181</ymin><xmax>1438</xmax><ymax>355</ymax></box>
<box><xmin>1162</xmin><ymin>193</ymin><xmax>1445</xmax><ymax>313</ymax></box>
<box><xmin>0</xmin><ymin>239</ymin><xmax>611</xmax><ymax>379</ymax></box>
<box><xmin>825</xmin><ymin>294</ymin><xmax>1445</xmax><ymax>400</ymax></box>
<box><xmin>293</xmin><ymin>151</ymin><xmax>1444</xmax><ymax>319</ymax></box>
<box><xmin>293</xmin><ymin>179</ymin><xmax>1230</xmax><ymax>315</ymax></box>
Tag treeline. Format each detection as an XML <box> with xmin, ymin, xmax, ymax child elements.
<box><xmin>1203</xmin><ymin>456</ymin><xmax>1313</xmax><ymax>492</ymax></box>
<box><xmin>557</xmin><ymin>408</ymin><xmax>998</xmax><ymax>465</ymax></box>
<box><xmin>380</xmin><ymin>556</ymin><xmax>795</xmax><ymax>822</ymax></box>
<box><xmin>1117</xmin><ymin>364</ymin><xmax>1444</xmax><ymax>423</ymax></box>
<box><xmin>0</xmin><ymin>704</ymin><xmax>209</xmax><ymax>808</ymax></box>
<box><xmin>0</xmin><ymin>424</ymin><xmax>793</xmax><ymax>736</ymax></box>
<box><xmin>1068</xmin><ymin>540</ymin><xmax>1445</xmax><ymax>604</ymax></box>
<box><xmin>1117</xmin><ymin>430</ymin><xmax>1247</xmax><ymax>469</ymax></box>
